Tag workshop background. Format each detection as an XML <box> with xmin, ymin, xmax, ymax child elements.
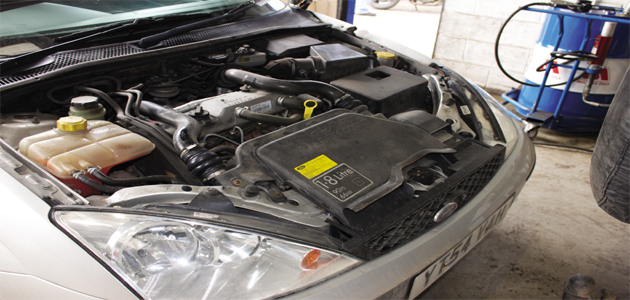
<box><xmin>311</xmin><ymin>0</ymin><xmax>630</xmax><ymax>298</ymax></box>
<box><xmin>433</xmin><ymin>0</ymin><xmax>628</xmax><ymax>93</ymax></box>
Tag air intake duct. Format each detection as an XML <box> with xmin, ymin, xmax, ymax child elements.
<box><xmin>139</xmin><ymin>101</ymin><xmax>225</xmax><ymax>182</ymax></box>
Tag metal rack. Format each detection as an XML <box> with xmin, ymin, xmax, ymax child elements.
<box><xmin>501</xmin><ymin>6</ymin><xmax>630</xmax><ymax>137</ymax></box>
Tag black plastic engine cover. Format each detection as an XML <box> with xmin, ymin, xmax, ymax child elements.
<box><xmin>265</xmin><ymin>34</ymin><xmax>323</xmax><ymax>57</ymax></box>
<box><xmin>217</xmin><ymin>110</ymin><xmax>455</xmax><ymax>224</ymax></box>
<box><xmin>309</xmin><ymin>44</ymin><xmax>370</xmax><ymax>82</ymax></box>
<box><xmin>331</xmin><ymin>66</ymin><xmax>429</xmax><ymax>117</ymax></box>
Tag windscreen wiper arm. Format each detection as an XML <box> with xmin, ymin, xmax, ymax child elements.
<box><xmin>138</xmin><ymin>0</ymin><xmax>256</xmax><ymax>49</ymax></box>
<box><xmin>0</xmin><ymin>19</ymin><xmax>143</xmax><ymax>75</ymax></box>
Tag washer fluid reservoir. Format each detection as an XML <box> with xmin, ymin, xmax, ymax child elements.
<box><xmin>18</xmin><ymin>116</ymin><xmax>155</xmax><ymax>196</ymax></box>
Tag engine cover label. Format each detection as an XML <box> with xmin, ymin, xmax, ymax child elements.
<box><xmin>295</xmin><ymin>155</ymin><xmax>338</xmax><ymax>179</ymax></box>
<box><xmin>312</xmin><ymin>164</ymin><xmax>373</xmax><ymax>202</ymax></box>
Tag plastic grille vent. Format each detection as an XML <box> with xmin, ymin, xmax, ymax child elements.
<box><xmin>365</xmin><ymin>151</ymin><xmax>504</xmax><ymax>253</ymax></box>
<box><xmin>162</xmin><ymin>23</ymin><xmax>258</xmax><ymax>47</ymax></box>
<box><xmin>0</xmin><ymin>11</ymin><xmax>322</xmax><ymax>87</ymax></box>
<box><xmin>0</xmin><ymin>45</ymin><xmax>142</xmax><ymax>86</ymax></box>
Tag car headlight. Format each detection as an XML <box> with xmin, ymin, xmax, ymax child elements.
<box><xmin>53</xmin><ymin>210</ymin><xmax>361</xmax><ymax>300</ymax></box>
<box><xmin>472</xmin><ymin>85</ymin><xmax>520</xmax><ymax>157</ymax></box>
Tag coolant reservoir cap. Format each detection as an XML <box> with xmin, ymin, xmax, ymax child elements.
<box><xmin>57</xmin><ymin>116</ymin><xmax>88</xmax><ymax>132</ymax></box>
<box><xmin>375</xmin><ymin>51</ymin><xmax>396</xmax><ymax>59</ymax></box>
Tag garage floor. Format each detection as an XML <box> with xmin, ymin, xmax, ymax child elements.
<box><xmin>418</xmin><ymin>127</ymin><xmax>630</xmax><ymax>299</ymax></box>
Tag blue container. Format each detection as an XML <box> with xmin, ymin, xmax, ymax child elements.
<box><xmin>516</xmin><ymin>9</ymin><xmax>630</xmax><ymax>132</ymax></box>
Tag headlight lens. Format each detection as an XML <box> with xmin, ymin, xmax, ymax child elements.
<box><xmin>472</xmin><ymin>85</ymin><xmax>520</xmax><ymax>157</ymax></box>
<box><xmin>54</xmin><ymin>210</ymin><xmax>361</xmax><ymax>300</ymax></box>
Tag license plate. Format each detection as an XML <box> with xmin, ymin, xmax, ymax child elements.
<box><xmin>407</xmin><ymin>195</ymin><xmax>515</xmax><ymax>299</ymax></box>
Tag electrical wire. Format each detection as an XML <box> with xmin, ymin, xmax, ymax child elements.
<box><xmin>46</xmin><ymin>76</ymin><xmax>122</xmax><ymax>105</ymax></box>
<box><xmin>202</xmin><ymin>133</ymin><xmax>241</xmax><ymax>146</ymax></box>
<box><xmin>231</xmin><ymin>126</ymin><xmax>245</xmax><ymax>144</ymax></box>
<box><xmin>494</xmin><ymin>2</ymin><xmax>591</xmax><ymax>87</ymax></box>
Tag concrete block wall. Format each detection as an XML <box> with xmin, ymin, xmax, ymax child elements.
<box><xmin>432</xmin><ymin>0</ymin><xmax>628</xmax><ymax>94</ymax></box>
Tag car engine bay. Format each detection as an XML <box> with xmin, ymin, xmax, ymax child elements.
<box><xmin>0</xmin><ymin>31</ymin><xmax>505</xmax><ymax>259</ymax></box>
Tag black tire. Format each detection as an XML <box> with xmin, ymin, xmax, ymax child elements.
<box><xmin>590</xmin><ymin>65</ymin><xmax>630</xmax><ymax>223</ymax></box>
<box><xmin>370</xmin><ymin>0</ymin><xmax>399</xmax><ymax>10</ymax></box>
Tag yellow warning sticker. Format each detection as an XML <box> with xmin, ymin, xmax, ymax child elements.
<box><xmin>295</xmin><ymin>155</ymin><xmax>338</xmax><ymax>179</ymax></box>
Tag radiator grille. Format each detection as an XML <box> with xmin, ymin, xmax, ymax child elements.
<box><xmin>365</xmin><ymin>151</ymin><xmax>504</xmax><ymax>253</ymax></box>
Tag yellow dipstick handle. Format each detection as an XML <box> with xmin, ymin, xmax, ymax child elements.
<box><xmin>303</xmin><ymin>100</ymin><xmax>318</xmax><ymax>119</ymax></box>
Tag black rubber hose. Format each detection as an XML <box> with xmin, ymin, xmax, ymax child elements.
<box><xmin>139</xmin><ymin>101</ymin><xmax>200</xmax><ymax>153</ymax></box>
<box><xmin>235</xmin><ymin>108</ymin><xmax>302</xmax><ymax>126</ymax></box>
<box><xmin>277</xmin><ymin>97</ymin><xmax>308</xmax><ymax>109</ymax></box>
<box><xmin>180</xmin><ymin>146</ymin><xmax>225</xmax><ymax>181</ymax></box>
<box><xmin>113</xmin><ymin>91</ymin><xmax>135</xmax><ymax>116</ymax></box>
<box><xmin>126</xmin><ymin>88</ymin><xmax>144</xmax><ymax>117</ymax></box>
<box><xmin>223</xmin><ymin>69</ymin><xmax>363</xmax><ymax>109</ymax></box>
<box><xmin>47</xmin><ymin>76</ymin><xmax>121</xmax><ymax>105</ymax></box>
<box><xmin>72</xmin><ymin>171</ymin><xmax>121</xmax><ymax>194</ymax></box>
<box><xmin>75</xmin><ymin>86</ymin><xmax>125</xmax><ymax>118</ymax></box>
<box><xmin>208</xmin><ymin>145</ymin><xmax>236</xmax><ymax>155</ymax></box>
<box><xmin>494</xmin><ymin>2</ymin><xmax>589</xmax><ymax>87</ymax></box>
<box><xmin>138</xmin><ymin>101</ymin><xmax>225</xmax><ymax>181</ymax></box>
<box><xmin>75</xmin><ymin>87</ymin><xmax>176</xmax><ymax>153</ymax></box>
<box><xmin>277</xmin><ymin>97</ymin><xmax>326</xmax><ymax>110</ymax></box>
<box><xmin>86</xmin><ymin>167</ymin><xmax>177</xmax><ymax>185</ymax></box>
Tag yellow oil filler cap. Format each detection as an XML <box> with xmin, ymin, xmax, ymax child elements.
<box><xmin>375</xmin><ymin>51</ymin><xmax>396</xmax><ymax>60</ymax></box>
<box><xmin>303</xmin><ymin>100</ymin><xmax>318</xmax><ymax>120</ymax></box>
<box><xmin>375</xmin><ymin>51</ymin><xmax>396</xmax><ymax>67</ymax></box>
<box><xmin>57</xmin><ymin>116</ymin><xmax>88</xmax><ymax>132</ymax></box>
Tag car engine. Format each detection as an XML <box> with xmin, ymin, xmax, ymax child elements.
<box><xmin>0</xmin><ymin>34</ymin><xmax>505</xmax><ymax>259</ymax></box>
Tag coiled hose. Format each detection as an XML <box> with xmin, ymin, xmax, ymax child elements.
<box><xmin>494</xmin><ymin>2</ymin><xmax>594</xmax><ymax>87</ymax></box>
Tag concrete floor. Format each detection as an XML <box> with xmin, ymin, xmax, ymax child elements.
<box><xmin>418</xmin><ymin>128</ymin><xmax>630</xmax><ymax>299</ymax></box>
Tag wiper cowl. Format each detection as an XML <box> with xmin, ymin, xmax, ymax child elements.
<box><xmin>0</xmin><ymin>19</ymin><xmax>141</xmax><ymax>75</ymax></box>
<box><xmin>138</xmin><ymin>1</ymin><xmax>256</xmax><ymax>49</ymax></box>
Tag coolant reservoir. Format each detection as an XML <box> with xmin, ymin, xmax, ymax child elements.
<box><xmin>19</xmin><ymin>116</ymin><xmax>155</xmax><ymax>195</ymax></box>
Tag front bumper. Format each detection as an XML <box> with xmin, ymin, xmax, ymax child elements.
<box><xmin>285</xmin><ymin>123</ymin><xmax>535</xmax><ymax>299</ymax></box>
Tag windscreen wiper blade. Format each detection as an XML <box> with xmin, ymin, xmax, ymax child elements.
<box><xmin>138</xmin><ymin>0</ymin><xmax>256</xmax><ymax>49</ymax></box>
<box><xmin>0</xmin><ymin>19</ymin><xmax>143</xmax><ymax>75</ymax></box>
<box><xmin>54</xmin><ymin>20</ymin><xmax>140</xmax><ymax>43</ymax></box>
<box><xmin>54</xmin><ymin>11</ymin><xmax>227</xmax><ymax>43</ymax></box>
